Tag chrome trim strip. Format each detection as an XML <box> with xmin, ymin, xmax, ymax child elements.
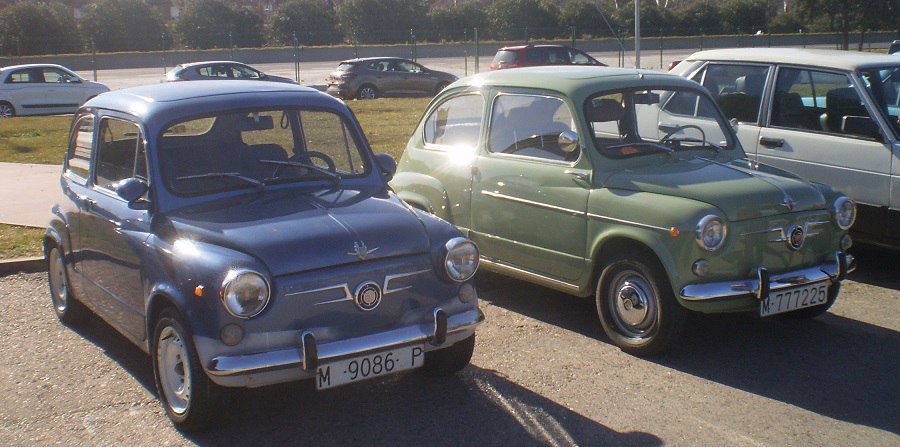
<box><xmin>206</xmin><ymin>308</ymin><xmax>485</xmax><ymax>377</ymax></box>
<box><xmin>287</xmin><ymin>269</ymin><xmax>430</xmax><ymax>305</ymax></box>
<box><xmin>481</xmin><ymin>190</ymin><xmax>582</xmax><ymax>216</ymax></box>
<box><xmin>480</xmin><ymin>190</ymin><xmax>673</xmax><ymax>234</ymax></box>
<box><xmin>680</xmin><ymin>252</ymin><xmax>854</xmax><ymax>301</ymax></box>
<box><xmin>740</xmin><ymin>221</ymin><xmax>829</xmax><ymax>244</ymax></box>
<box><xmin>480</xmin><ymin>258</ymin><xmax>581</xmax><ymax>294</ymax></box>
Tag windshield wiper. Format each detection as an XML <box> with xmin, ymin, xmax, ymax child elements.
<box><xmin>260</xmin><ymin>159</ymin><xmax>341</xmax><ymax>182</ymax></box>
<box><xmin>175</xmin><ymin>172</ymin><xmax>264</xmax><ymax>190</ymax></box>
<box><xmin>662</xmin><ymin>137</ymin><xmax>723</xmax><ymax>153</ymax></box>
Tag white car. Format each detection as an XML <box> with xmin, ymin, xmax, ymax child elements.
<box><xmin>671</xmin><ymin>48</ymin><xmax>900</xmax><ymax>250</ymax></box>
<box><xmin>0</xmin><ymin>64</ymin><xmax>109</xmax><ymax>118</ymax></box>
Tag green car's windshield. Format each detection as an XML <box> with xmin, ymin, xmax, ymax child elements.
<box><xmin>159</xmin><ymin>109</ymin><xmax>368</xmax><ymax>196</ymax></box>
<box><xmin>587</xmin><ymin>87</ymin><xmax>735</xmax><ymax>158</ymax></box>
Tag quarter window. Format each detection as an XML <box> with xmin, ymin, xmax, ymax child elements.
<box><xmin>66</xmin><ymin>114</ymin><xmax>95</xmax><ymax>181</ymax></box>
<box><xmin>423</xmin><ymin>94</ymin><xmax>484</xmax><ymax>149</ymax></box>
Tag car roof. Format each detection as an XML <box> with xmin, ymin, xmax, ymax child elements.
<box><xmin>499</xmin><ymin>44</ymin><xmax>579</xmax><ymax>51</ymax></box>
<box><xmin>177</xmin><ymin>61</ymin><xmax>251</xmax><ymax>68</ymax></box>
<box><xmin>451</xmin><ymin>65</ymin><xmax>699</xmax><ymax>97</ymax></box>
<box><xmin>0</xmin><ymin>63</ymin><xmax>71</xmax><ymax>72</ymax></box>
<box><xmin>338</xmin><ymin>57</ymin><xmax>410</xmax><ymax>64</ymax></box>
<box><xmin>82</xmin><ymin>80</ymin><xmax>340</xmax><ymax>130</ymax></box>
<box><xmin>684</xmin><ymin>48</ymin><xmax>900</xmax><ymax>71</ymax></box>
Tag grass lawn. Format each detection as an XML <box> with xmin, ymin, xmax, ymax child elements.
<box><xmin>0</xmin><ymin>97</ymin><xmax>433</xmax><ymax>260</ymax></box>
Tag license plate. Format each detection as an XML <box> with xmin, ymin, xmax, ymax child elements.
<box><xmin>760</xmin><ymin>282</ymin><xmax>829</xmax><ymax>317</ymax></box>
<box><xmin>316</xmin><ymin>345</ymin><xmax>425</xmax><ymax>390</ymax></box>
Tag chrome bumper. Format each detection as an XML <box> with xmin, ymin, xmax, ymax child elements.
<box><xmin>206</xmin><ymin>307</ymin><xmax>484</xmax><ymax>378</ymax></box>
<box><xmin>681</xmin><ymin>252</ymin><xmax>855</xmax><ymax>302</ymax></box>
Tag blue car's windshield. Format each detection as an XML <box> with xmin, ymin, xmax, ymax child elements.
<box><xmin>158</xmin><ymin>109</ymin><xmax>369</xmax><ymax>196</ymax></box>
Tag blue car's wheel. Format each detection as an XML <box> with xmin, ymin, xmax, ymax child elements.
<box><xmin>152</xmin><ymin>309</ymin><xmax>225</xmax><ymax>432</ymax></box>
<box><xmin>47</xmin><ymin>246</ymin><xmax>89</xmax><ymax>325</ymax></box>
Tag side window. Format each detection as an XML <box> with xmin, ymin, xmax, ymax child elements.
<box><xmin>94</xmin><ymin>118</ymin><xmax>145</xmax><ymax>192</ymax></box>
<box><xmin>423</xmin><ymin>93</ymin><xmax>484</xmax><ymax>148</ymax></box>
<box><xmin>489</xmin><ymin>95</ymin><xmax>578</xmax><ymax>161</ymax></box>
<box><xmin>702</xmin><ymin>64</ymin><xmax>770</xmax><ymax>124</ymax></box>
<box><xmin>66</xmin><ymin>115</ymin><xmax>95</xmax><ymax>181</ymax></box>
<box><xmin>43</xmin><ymin>68</ymin><xmax>67</xmax><ymax>83</ymax></box>
<box><xmin>809</xmin><ymin>71</ymin><xmax>870</xmax><ymax>135</ymax></box>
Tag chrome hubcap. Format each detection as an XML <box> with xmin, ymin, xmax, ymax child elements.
<box><xmin>157</xmin><ymin>326</ymin><xmax>191</xmax><ymax>415</ymax></box>
<box><xmin>48</xmin><ymin>250</ymin><xmax>68</xmax><ymax>312</ymax></box>
<box><xmin>610</xmin><ymin>272</ymin><xmax>659</xmax><ymax>337</ymax></box>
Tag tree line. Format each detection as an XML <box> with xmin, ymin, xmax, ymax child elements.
<box><xmin>0</xmin><ymin>0</ymin><xmax>896</xmax><ymax>57</ymax></box>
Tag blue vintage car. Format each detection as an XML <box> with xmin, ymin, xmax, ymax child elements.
<box><xmin>44</xmin><ymin>81</ymin><xmax>482</xmax><ymax>431</ymax></box>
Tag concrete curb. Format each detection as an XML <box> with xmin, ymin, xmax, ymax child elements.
<box><xmin>0</xmin><ymin>257</ymin><xmax>46</xmax><ymax>275</ymax></box>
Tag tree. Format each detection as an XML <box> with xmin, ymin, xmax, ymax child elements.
<box><xmin>79</xmin><ymin>0</ymin><xmax>166</xmax><ymax>52</ymax></box>
<box><xmin>0</xmin><ymin>1</ymin><xmax>81</xmax><ymax>56</ymax></box>
<box><xmin>173</xmin><ymin>0</ymin><xmax>263</xmax><ymax>49</ymax></box>
<box><xmin>427</xmin><ymin>1</ymin><xmax>489</xmax><ymax>42</ymax></box>
<box><xmin>268</xmin><ymin>0</ymin><xmax>339</xmax><ymax>46</ymax></box>
<box><xmin>720</xmin><ymin>0</ymin><xmax>768</xmax><ymax>34</ymax></box>
<box><xmin>558</xmin><ymin>0</ymin><xmax>620</xmax><ymax>39</ymax></box>
<box><xmin>488</xmin><ymin>0</ymin><xmax>561</xmax><ymax>41</ymax></box>
<box><xmin>674</xmin><ymin>0</ymin><xmax>724</xmax><ymax>35</ymax></box>
<box><xmin>337</xmin><ymin>0</ymin><xmax>428</xmax><ymax>44</ymax></box>
<box><xmin>610</xmin><ymin>0</ymin><xmax>676</xmax><ymax>37</ymax></box>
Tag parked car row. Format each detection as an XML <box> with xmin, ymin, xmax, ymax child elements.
<box><xmin>42</xmin><ymin>46</ymin><xmax>897</xmax><ymax>433</ymax></box>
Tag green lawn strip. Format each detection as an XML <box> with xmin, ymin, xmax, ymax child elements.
<box><xmin>0</xmin><ymin>97</ymin><xmax>433</xmax><ymax>260</ymax></box>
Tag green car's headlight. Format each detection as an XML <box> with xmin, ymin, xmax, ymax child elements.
<box><xmin>695</xmin><ymin>215</ymin><xmax>727</xmax><ymax>252</ymax></box>
<box><xmin>443</xmin><ymin>237</ymin><xmax>479</xmax><ymax>282</ymax></box>
<box><xmin>221</xmin><ymin>269</ymin><xmax>270</xmax><ymax>318</ymax></box>
<box><xmin>834</xmin><ymin>197</ymin><xmax>856</xmax><ymax>230</ymax></box>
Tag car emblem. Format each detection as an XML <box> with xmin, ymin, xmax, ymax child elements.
<box><xmin>348</xmin><ymin>241</ymin><xmax>377</xmax><ymax>260</ymax></box>
<box><xmin>788</xmin><ymin>225</ymin><xmax>805</xmax><ymax>250</ymax></box>
<box><xmin>354</xmin><ymin>281</ymin><xmax>382</xmax><ymax>311</ymax></box>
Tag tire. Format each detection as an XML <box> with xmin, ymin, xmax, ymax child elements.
<box><xmin>595</xmin><ymin>253</ymin><xmax>686</xmax><ymax>356</ymax></box>
<box><xmin>783</xmin><ymin>282</ymin><xmax>840</xmax><ymax>319</ymax></box>
<box><xmin>357</xmin><ymin>84</ymin><xmax>377</xmax><ymax>100</ymax></box>
<box><xmin>420</xmin><ymin>333</ymin><xmax>475</xmax><ymax>377</ymax></box>
<box><xmin>152</xmin><ymin>309</ymin><xmax>226</xmax><ymax>432</ymax></box>
<box><xmin>47</xmin><ymin>246</ymin><xmax>90</xmax><ymax>325</ymax></box>
<box><xmin>0</xmin><ymin>102</ymin><xmax>14</xmax><ymax>118</ymax></box>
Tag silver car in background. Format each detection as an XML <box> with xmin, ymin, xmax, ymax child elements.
<box><xmin>0</xmin><ymin>63</ymin><xmax>109</xmax><ymax>118</ymax></box>
<box><xmin>671</xmin><ymin>48</ymin><xmax>900</xmax><ymax>250</ymax></box>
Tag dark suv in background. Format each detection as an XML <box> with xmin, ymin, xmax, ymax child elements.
<box><xmin>490</xmin><ymin>44</ymin><xmax>606</xmax><ymax>70</ymax></box>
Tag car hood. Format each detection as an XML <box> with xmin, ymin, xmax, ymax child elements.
<box><xmin>602</xmin><ymin>157</ymin><xmax>827</xmax><ymax>221</ymax></box>
<box><xmin>161</xmin><ymin>189</ymin><xmax>430</xmax><ymax>276</ymax></box>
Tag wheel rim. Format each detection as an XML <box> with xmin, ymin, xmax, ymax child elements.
<box><xmin>157</xmin><ymin>326</ymin><xmax>192</xmax><ymax>415</ymax></box>
<box><xmin>359</xmin><ymin>87</ymin><xmax>376</xmax><ymax>99</ymax></box>
<box><xmin>607</xmin><ymin>270</ymin><xmax>659</xmax><ymax>338</ymax></box>
<box><xmin>48</xmin><ymin>249</ymin><xmax>69</xmax><ymax>313</ymax></box>
<box><xmin>0</xmin><ymin>104</ymin><xmax>12</xmax><ymax>118</ymax></box>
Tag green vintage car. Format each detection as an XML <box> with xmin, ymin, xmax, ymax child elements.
<box><xmin>390</xmin><ymin>66</ymin><xmax>857</xmax><ymax>356</ymax></box>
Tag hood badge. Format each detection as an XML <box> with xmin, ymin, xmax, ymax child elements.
<box><xmin>781</xmin><ymin>195</ymin><xmax>797</xmax><ymax>211</ymax></box>
<box><xmin>348</xmin><ymin>241</ymin><xmax>378</xmax><ymax>260</ymax></box>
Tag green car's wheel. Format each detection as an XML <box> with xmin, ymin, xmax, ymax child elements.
<box><xmin>596</xmin><ymin>253</ymin><xmax>685</xmax><ymax>356</ymax></box>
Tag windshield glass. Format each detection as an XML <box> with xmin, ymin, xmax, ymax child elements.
<box><xmin>586</xmin><ymin>87</ymin><xmax>735</xmax><ymax>158</ymax></box>
<box><xmin>159</xmin><ymin>108</ymin><xmax>369</xmax><ymax>196</ymax></box>
<box><xmin>860</xmin><ymin>65</ymin><xmax>900</xmax><ymax>137</ymax></box>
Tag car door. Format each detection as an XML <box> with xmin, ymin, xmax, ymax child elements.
<box><xmin>754</xmin><ymin>66</ymin><xmax>892</xmax><ymax>237</ymax></box>
<box><xmin>693</xmin><ymin>63</ymin><xmax>770</xmax><ymax>153</ymax></box>
<box><xmin>80</xmin><ymin>115</ymin><xmax>150</xmax><ymax>340</ymax></box>
<box><xmin>40</xmin><ymin>66</ymin><xmax>88</xmax><ymax>113</ymax></box>
<box><xmin>394</xmin><ymin>60</ymin><xmax>433</xmax><ymax>95</ymax></box>
<box><xmin>3</xmin><ymin>67</ymin><xmax>49</xmax><ymax>115</ymax></box>
<box><xmin>469</xmin><ymin>93</ymin><xmax>590</xmax><ymax>282</ymax></box>
<box><xmin>60</xmin><ymin>113</ymin><xmax>97</xmax><ymax>299</ymax></box>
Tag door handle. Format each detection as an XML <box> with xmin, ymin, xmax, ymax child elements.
<box><xmin>565</xmin><ymin>170</ymin><xmax>588</xmax><ymax>182</ymax></box>
<box><xmin>759</xmin><ymin>136</ymin><xmax>785</xmax><ymax>148</ymax></box>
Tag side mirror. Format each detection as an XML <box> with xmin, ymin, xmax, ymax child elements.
<box><xmin>374</xmin><ymin>152</ymin><xmax>397</xmax><ymax>181</ymax></box>
<box><xmin>558</xmin><ymin>130</ymin><xmax>580</xmax><ymax>154</ymax></box>
<box><xmin>842</xmin><ymin>116</ymin><xmax>882</xmax><ymax>141</ymax></box>
<box><xmin>114</xmin><ymin>177</ymin><xmax>149</xmax><ymax>206</ymax></box>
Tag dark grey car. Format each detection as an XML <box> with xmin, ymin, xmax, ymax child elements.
<box><xmin>326</xmin><ymin>57</ymin><xmax>457</xmax><ymax>100</ymax></box>
<box><xmin>163</xmin><ymin>61</ymin><xmax>296</xmax><ymax>84</ymax></box>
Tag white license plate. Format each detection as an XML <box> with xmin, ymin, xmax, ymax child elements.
<box><xmin>760</xmin><ymin>282</ymin><xmax>829</xmax><ymax>317</ymax></box>
<box><xmin>316</xmin><ymin>345</ymin><xmax>425</xmax><ymax>390</ymax></box>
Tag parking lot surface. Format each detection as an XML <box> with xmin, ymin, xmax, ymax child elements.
<box><xmin>0</xmin><ymin>246</ymin><xmax>897</xmax><ymax>446</ymax></box>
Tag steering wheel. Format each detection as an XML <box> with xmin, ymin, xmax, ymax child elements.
<box><xmin>659</xmin><ymin>124</ymin><xmax>706</xmax><ymax>145</ymax></box>
<box><xmin>295</xmin><ymin>151</ymin><xmax>336</xmax><ymax>172</ymax></box>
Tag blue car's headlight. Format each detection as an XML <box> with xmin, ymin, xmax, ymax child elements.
<box><xmin>221</xmin><ymin>269</ymin><xmax>270</xmax><ymax>318</ymax></box>
<box><xmin>443</xmin><ymin>237</ymin><xmax>479</xmax><ymax>282</ymax></box>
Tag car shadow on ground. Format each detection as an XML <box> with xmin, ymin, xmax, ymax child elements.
<box><xmin>847</xmin><ymin>244</ymin><xmax>900</xmax><ymax>289</ymax></box>
<box><xmin>66</xmin><ymin>290</ymin><xmax>659</xmax><ymax>446</ymax></box>
<box><xmin>475</xmin><ymin>271</ymin><xmax>900</xmax><ymax>436</ymax></box>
